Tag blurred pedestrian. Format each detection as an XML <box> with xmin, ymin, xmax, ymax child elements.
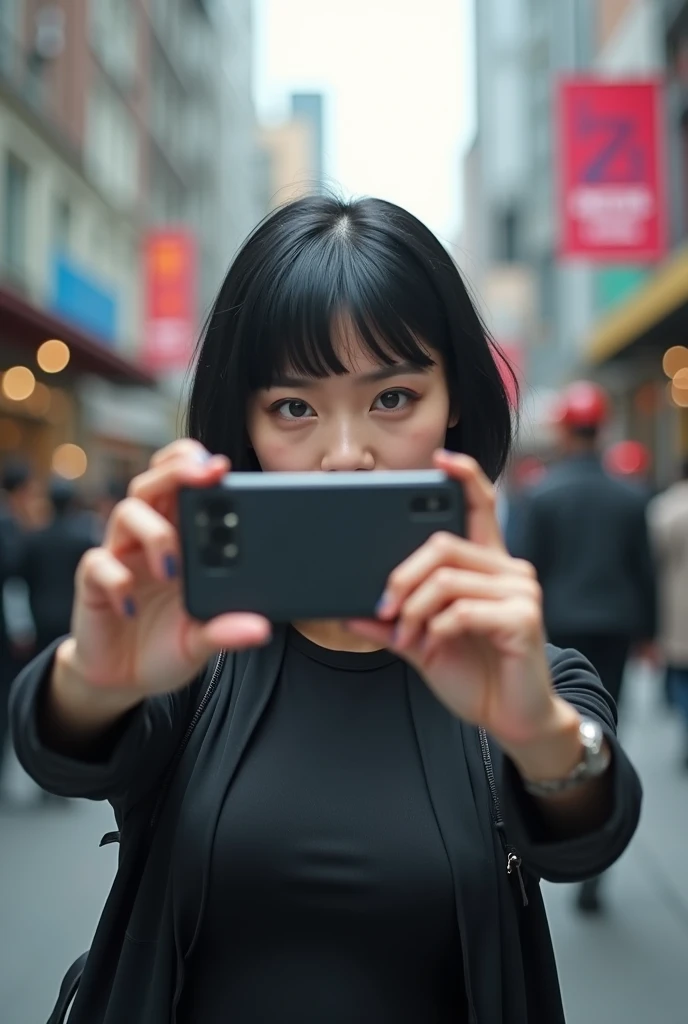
<box><xmin>19</xmin><ymin>477</ymin><xmax>100</xmax><ymax>657</ymax></box>
<box><xmin>509</xmin><ymin>381</ymin><xmax>656</xmax><ymax>913</ymax></box>
<box><xmin>648</xmin><ymin>457</ymin><xmax>688</xmax><ymax>768</ymax></box>
<box><xmin>503</xmin><ymin>454</ymin><xmax>547</xmax><ymax>553</ymax></box>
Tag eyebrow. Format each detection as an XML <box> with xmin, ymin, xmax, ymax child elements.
<box><xmin>268</xmin><ymin>361</ymin><xmax>432</xmax><ymax>389</ymax></box>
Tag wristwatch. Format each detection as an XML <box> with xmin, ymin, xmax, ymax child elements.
<box><xmin>522</xmin><ymin>717</ymin><xmax>611</xmax><ymax>797</ymax></box>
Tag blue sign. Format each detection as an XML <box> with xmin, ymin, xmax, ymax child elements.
<box><xmin>50</xmin><ymin>252</ymin><xmax>118</xmax><ymax>345</ymax></box>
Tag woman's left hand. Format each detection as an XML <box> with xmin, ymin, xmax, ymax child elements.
<box><xmin>347</xmin><ymin>450</ymin><xmax>565</xmax><ymax>751</ymax></box>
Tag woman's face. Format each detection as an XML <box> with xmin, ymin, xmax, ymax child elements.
<box><xmin>247</xmin><ymin>323</ymin><xmax>457</xmax><ymax>472</ymax></box>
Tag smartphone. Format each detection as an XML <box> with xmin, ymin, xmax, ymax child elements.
<box><xmin>179</xmin><ymin>470</ymin><xmax>465</xmax><ymax>622</ymax></box>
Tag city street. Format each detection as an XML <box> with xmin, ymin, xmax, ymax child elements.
<box><xmin>1</xmin><ymin>665</ymin><xmax>686</xmax><ymax>1024</ymax></box>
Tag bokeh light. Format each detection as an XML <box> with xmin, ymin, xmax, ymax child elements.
<box><xmin>23</xmin><ymin>382</ymin><xmax>52</xmax><ymax>416</ymax></box>
<box><xmin>52</xmin><ymin>443</ymin><xmax>88</xmax><ymax>479</ymax></box>
<box><xmin>2</xmin><ymin>366</ymin><xmax>36</xmax><ymax>401</ymax></box>
<box><xmin>662</xmin><ymin>345</ymin><xmax>688</xmax><ymax>379</ymax></box>
<box><xmin>37</xmin><ymin>339</ymin><xmax>70</xmax><ymax>373</ymax></box>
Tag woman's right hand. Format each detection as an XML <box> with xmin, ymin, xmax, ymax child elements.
<box><xmin>62</xmin><ymin>440</ymin><xmax>271</xmax><ymax>704</ymax></box>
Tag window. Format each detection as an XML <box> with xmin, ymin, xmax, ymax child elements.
<box><xmin>89</xmin><ymin>0</ymin><xmax>137</xmax><ymax>86</ymax></box>
<box><xmin>3</xmin><ymin>152</ymin><xmax>29</xmax><ymax>278</ymax></box>
<box><xmin>53</xmin><ymin>196</ymin><xmax>71</xmax><ymax>251</ymax></box>
<box><xmin>86</xmin><ymin>78</ymin><xmax>139</xmax><ymax>206</ymax></box>
<box><xmin>150</xmin><ymin>47</ymin><xmax>186</xmax><ymax>167</ymax></box>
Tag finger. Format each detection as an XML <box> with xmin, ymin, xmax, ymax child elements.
<box><xmin>425</xmin><ymin>596</ymin><xmax>542</xmax><ymax>658</ymax></box>
<box><xmin>345</xmin><ymin>619</ymin><xmax>395</xmax><ymax>647</ymax></box>
<box><xmin>380</xmin><ymin>532</ymin><xmax>518</xmax><ymax>621</ymax></box>
<box><xmin>433</xmin><ymin>450</ymin><xmax>505</xmax><ymax>550</ymax></box>
<box><xmin>128</xmin><ymin>453</ymin><xmax>229</xmax><ymax>514</ymax></box>
<box><xmin>105</xmin><ymin>498</ymin><xmax>180</xmax><ymax>583</ymax></box>
<box><xmin>77</xmin><ymin>547</ymin><xmax>137</xmax><ymax>618</ymax></box>
<box><xmin>149</xmin><ymin>438</ymin><xmax>213</xmax><ymax>469</ymax></box>
<box><xmin>395</xmin><ymin>569</ymin><xmax>539</xmax><ymax>649</ymax></box>
<box><xmin>183</xmin><ymin>613</ymin><xmax>272</xmax><ymax>663</ymax></box>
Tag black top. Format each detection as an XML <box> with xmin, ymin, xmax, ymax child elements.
<box><xmin>179</xmin><ymin>628</ymin><xmax>466</xmax><ymax>1022</ymax></box>
<box><xmin>507</xmin><ymin>454</ymin><xmax>656</xmax><ymax>638</ymax></box>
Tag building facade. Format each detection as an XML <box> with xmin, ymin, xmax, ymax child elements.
<box><xmin>0</xmin><ymin>0</ymin><xmax>261</xmax><ymax>492</ymax></box>
<box><xmin>465</xmin><ymin>0</ymin><xmax>688</xmax><ymax>480</ymax></box>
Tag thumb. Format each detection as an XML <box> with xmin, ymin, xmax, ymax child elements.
<box><xmin>184</xmin><ymin>613</ymin><xmax>272</xmax><ymax>665</ymax></box>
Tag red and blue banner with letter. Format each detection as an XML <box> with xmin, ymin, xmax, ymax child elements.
<box><xmin>558</xmin><ymin>78</ymin><xmax>666</xmax><ymax>262</ymax></box>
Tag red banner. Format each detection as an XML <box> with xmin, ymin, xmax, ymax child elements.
<box><xmin>558</xmin><ymin>79</ymin><xmax>666</xmax><ymax>262</ymax></box>
<box><xmin>142</xmin><ymin>230</ymin><xmax>197</xmax><ymax>371</ymax></box>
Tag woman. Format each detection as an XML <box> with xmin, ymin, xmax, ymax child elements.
<box><xmin>11</xmin><ymin>196</ymin><xmax>641</xmax><ymax>1024</ymax></box>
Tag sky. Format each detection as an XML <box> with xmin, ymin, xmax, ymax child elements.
<box><xmin>253</xmin><ymin>0</ymin><xmax>476</xmax><ymax>246</ymax></box>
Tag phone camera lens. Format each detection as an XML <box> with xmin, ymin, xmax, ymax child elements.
<box><xmin>410</xmin><ymin>494</ymin><xmax>450</xmax><ymax>516</ymax></box>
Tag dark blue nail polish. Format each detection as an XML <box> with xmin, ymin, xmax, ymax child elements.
<box><xmin>164</xmin><ymin>554</ymin><xmax>178</xmax><ymax>579</ymax></box>
<box><xmin>124</xmin><ymin>597</ymin><xmax>136</xmax><ymax>618</ymax></box>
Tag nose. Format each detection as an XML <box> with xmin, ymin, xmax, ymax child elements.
<box><xmin>320</xmin><ymin>422</ymin><xmax>375</xmax><ymax>472</ymax></box>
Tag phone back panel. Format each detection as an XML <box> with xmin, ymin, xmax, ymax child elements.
<box><xmin>179</xmin><ymin>470</ymin><xmax>465</xmax><ymax>622</ymax></box>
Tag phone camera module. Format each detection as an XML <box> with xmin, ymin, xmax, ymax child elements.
<box><xmin>410</xmin><ymin>493</ymin><xmax>450</xmax><ymax>516</ymax></box>
<box><xmin>198</xmin><ymin>497</ymin><xmax>240</xmax><ymax>568</ymax></box>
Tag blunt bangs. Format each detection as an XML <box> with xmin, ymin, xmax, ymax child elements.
<box><xmin>242</xmin><ymin>222</ymin><xmax>443</xmax><ymax>390</ymax></box>
<box><xmin>188</xmin><ymin>194</ymin><xmax>516</xmax><ymax>479</ymax></box>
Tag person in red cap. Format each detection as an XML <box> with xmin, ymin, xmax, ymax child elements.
<box><xmin>509</xmin><ymin>380</ymin><xmax>657</xmax><ymax>913</ymax></box>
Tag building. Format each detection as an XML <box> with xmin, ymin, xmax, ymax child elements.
<box><xmin>464</xmin><ymin>0</ymin><xmax>688</xmax><ymax>479</ymax></box>
<box><xmin>257</xmin><ymin>118</ymin><xmax>318</xmax><ymax>210</ymax></box>
<box><xmin>291</xmin><ymin>92</ymin><xmax>325</xmax><ymax>192</ymax></box>
<box><xmin>582</xmin><ymin>0</ymin><xmax>688</xmax><ymax>482</ymax></box>
<box><xmin>459</xmin><ymin>0</ymin><xmax>544</xmax><ymax>449</ymax></box>
<box><xmin>0</xmin><ymin>0</ymin><xmax>261</xmax><ymax>493</ymax></box>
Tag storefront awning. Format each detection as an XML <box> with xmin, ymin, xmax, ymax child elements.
<box><xmin>0</xmin><ymin>285</ymin><xmax>156</xmax><ymax>386</ymax></box>
<box><xmin>586</xmin><ymin>244</ymin><xmax>688</xmax><ymax>364</ymax></box>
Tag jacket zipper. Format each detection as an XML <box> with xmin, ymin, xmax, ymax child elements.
<box><xmin>478</xmin><ymin>726</ymin><xmax>529</xmax><ymax>907</ymax></box>
<box><xmin>149</xmin><ymin>650</ymin><xmax>227</xmax><ymax>836</ymax></box>
<box><xmin>99</xmin><ymin>651</ymin><xmax>227</xmax><ymax>849</ymax></box>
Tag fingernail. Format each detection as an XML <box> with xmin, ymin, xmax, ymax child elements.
<box><xmin>124</xmin><ymin>597</ymin><xmax>136</xmax><ymax>618</ymax></box>
<box><xmin>164</xmin><ymin>554</ymin><xmax>178</xmax><ymax>579</ymax></box>
<box><xmin>194</xmin><ymin>450</ymin><xmax>212</xmax><ymax>463</ymax></box>
<box><xmin>375</xmin><ymin>592</ymin><xmax>392</xmax><ymax>617</ymax></box>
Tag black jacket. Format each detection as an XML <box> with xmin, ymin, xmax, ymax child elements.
<box><xmin>507</xmin><ymin>455</ymin><xmax>656</xmax><ymax>639</ymax></box>
<box><xmin>20</xmin><ymin>513</ymin><xmax>97</xmax><ymax>646</ymax></box>
<box><xmin>10</xmin><ymin>631</ymin><xmax>642</xmax><ymax>1024</ymax></box>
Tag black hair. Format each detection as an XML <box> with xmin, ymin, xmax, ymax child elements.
<box><xmin>2</xmin><ymin>459</ymin><xmax>31</xmax><ymax>493</ymax></box>
<box><xmin>188</xmin><ymin>195</ymin><xmax>517</xmax><ymax>481</ymax></box>
<box><xmin>49</xmin><ymin>476</ymin><xmax>75</xmax><ymax>515</ymax></box>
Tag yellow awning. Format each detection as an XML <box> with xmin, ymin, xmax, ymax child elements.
<box><xmin>586</xmin><ymin>244</ymin><xmax>688</xmax><ymax>364</ymax></box>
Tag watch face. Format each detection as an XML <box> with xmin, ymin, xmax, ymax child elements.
<box><xmin>580</xmin><ymin>717</ymin><xmax>602</xmax><ymax>751</ymax></box>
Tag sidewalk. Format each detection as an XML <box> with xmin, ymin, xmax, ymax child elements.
<box><xmin>544</xmin><ymin>661</ymin><xmax>688</xmax><ymax>1024</ymax></box>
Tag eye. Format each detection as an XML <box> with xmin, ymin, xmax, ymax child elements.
<box><xmin>273</xmin><ymin>399</ymin><xmax>315</xmax><ymax>421</ymax></box>
<box><xmin>372</xmin><ymin>389</ymin><xmax>417</xmax><ymax>412</ymax></box>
